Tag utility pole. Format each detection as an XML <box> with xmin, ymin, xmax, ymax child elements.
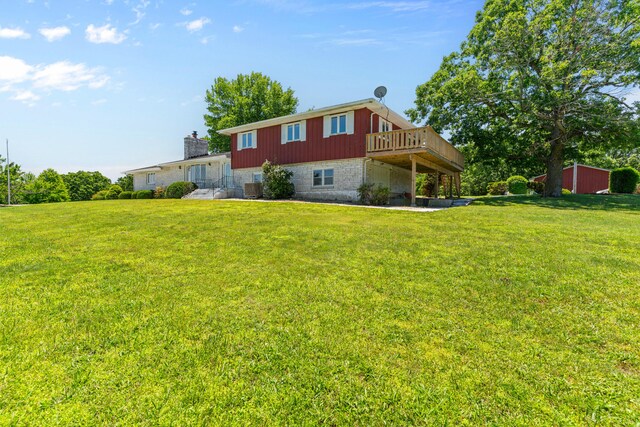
<box><xmin>6</xmin><ymin>139</ymin><xmax>10</xmax><ymax>205</ymax></box>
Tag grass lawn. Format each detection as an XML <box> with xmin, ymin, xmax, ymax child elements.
<box><xmin>1</xmin><ymin>195</ymin><xmax>639</xmax><ymax>425</ymax></box>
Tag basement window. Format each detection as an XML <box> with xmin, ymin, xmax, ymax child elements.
<box><xmin>313</xmin><ymin>169</ymin><xmax>334</xmax><ymax>187</ymax></box>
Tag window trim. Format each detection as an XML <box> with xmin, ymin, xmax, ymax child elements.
<box><xmin>329</xmin><ymin>113</ymin><xmax>348</xmax><ymax>136</ymax></box>
<box><xmin>252</xmin><ymin>172</ymin><xmax>263</xmax><ymax>183</ymax></box>
<box><xmin>238</xmin><ymin>130</ymin><xmax>257</xmax><ymax>150</ymax></box>
<box><xmin>312</xmin><ymin>168</ymin><xmax>334</xmax><ymax>187</ymax></box>
<box><xmin>147</xmin><ymin>172</ymin><xmax>156</xmax><ymax>185</ymax></box>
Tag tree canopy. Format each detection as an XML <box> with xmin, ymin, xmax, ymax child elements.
<box><xmin>204</xmin><ymin>72</ymin><xmax>298</xmax><ymax>153</ymax></box>
<box><xmin>62</xmin><ymin>171</ymin><xmax>112</xmax><ymax>202</ymax></box>
<box><xmin>24</xmin><ymin>168</ymin><xmax>70</xmax><ymax>204</ymax></box>
<box><xmin>408</xmin><ymin>0</ymin><xmax>640</xmax><ymax>196</ymax></box>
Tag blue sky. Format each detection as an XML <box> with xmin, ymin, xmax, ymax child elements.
<box><xmin>1</xmin><ymin>0</ymin><xmax>483</xmax><ymax>179</ymax></box>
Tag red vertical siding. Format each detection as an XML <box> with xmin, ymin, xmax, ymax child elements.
<box><xmin>232</xmin><ymin>107</ymin><xmax>379</xmax><ymax>169</ymax></box>
<box><xmin>534</xmin><ymin>165</ymin><xmax>610</xmax><ymax>194</ymax></box>
<box><xmin>576</xmin><ymin>166</ymin><xmax>609</xmax><ymax>193</ymax></box>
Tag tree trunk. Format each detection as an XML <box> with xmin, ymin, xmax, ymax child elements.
<box><xmin>543</xmin><ymin>140</ymin><xmax>564</xmax><ymax>197</ymax></box>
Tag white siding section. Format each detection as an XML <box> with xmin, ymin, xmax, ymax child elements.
<box><xmin>346</xmin><ymin>110</ymin><xmax>355</xmax><ymax>135</ymax></box>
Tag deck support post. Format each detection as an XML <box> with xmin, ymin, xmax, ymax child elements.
<box><xmin>410</xmin><ymin>155</ymin><xmax>417</xmax><ymax>207</ymax></box>
<box><xmin>435</xmin><ymin>173</ymin><xmax>439</xmax><ymax>199</ymax></box>
<box><xmin>449</xmin><ymin>174</ymin><xmax>454</xmax><ymax>198</ymax></box>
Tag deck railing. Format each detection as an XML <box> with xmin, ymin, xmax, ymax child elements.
<box><xmin>366</xmin><ymin>126</ymin><xmax>464</xmax><ymax>169</ymax></box>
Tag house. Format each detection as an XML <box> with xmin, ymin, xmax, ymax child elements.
<box><xmin>124</xmin><ymin>132</ymin><xmax>231</xmax><ymax>191</ymax></box>
<box><xmin>217</xmin><ymin>98</ymin><xmax>464</xmax><ymax>205</ymax></box>
<box><xmin>124</xmin><ymin>98</ymin><xmax>464</xmax><ymax>205</ymax></box>
<box><xmin>532</xmin><ymin>163</ymin><xmax>610</xmax><ymax>194</ymax></box>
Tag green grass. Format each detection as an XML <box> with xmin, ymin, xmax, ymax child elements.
<box><xmin>1</xmin><ymin>195</ymin><xmax>639</xmax><ymax>425</ymax></box>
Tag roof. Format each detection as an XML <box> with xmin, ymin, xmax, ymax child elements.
<box><xmin>216</xmin><ymin>98</ymin><xmax>415</xmax><ymax>135</ymax></box>
<box><xmin>531</xmin><ymin>163</ymin><xmax>611</xmax><ymax>180</ymax></box>
<box><xmin>123</xmin><ymin>152</ymin><xmax>230</xmax><ymax>174</ymax></box>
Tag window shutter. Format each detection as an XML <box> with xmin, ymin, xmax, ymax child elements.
<box><xmin>281</xmin><ymin>125</ymin><xmax>287</xmax><ymax>144</ymax></box>
<box><xmin>323</xmin><ymin>116</ymin><xmax>331</xmax><ymax>138</ymax></box>
<box><xmin>300</xmin><ymin>120</ymin><xmax>307</xmax><ymax>141</ymax></box>
<box><xmin>252</xmin><ymin>130</ymin><xmax>258</xmax><ymax>148</ymax></box>
<box><xmin>236</xmin><ymin>134</ymin><xmax>242</xmax><ymax>151</ymax></box>
<box><xmin>346</xmin><ymin>111</ymin><xmax>355</xmax><ymax>135</ymax></box>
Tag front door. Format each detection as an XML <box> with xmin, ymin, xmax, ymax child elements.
<box><xmin>188</xmin><ymin>164</ymin><xmax>207</xmax><ymax>187</ymax></box>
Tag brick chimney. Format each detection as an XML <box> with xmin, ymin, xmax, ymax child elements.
<box><xmin>184</xmin><ymin>131</ymin><xmax>208</xmax><ymax>160</ymax></box>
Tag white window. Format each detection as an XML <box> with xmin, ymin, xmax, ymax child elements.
<box><xmin>379</xmin><ymin>118</ymin><xmax>392</xmax><ymax>133</ymax></box>
<box><xmin>238</xmin><ymin>130</ymin><xmax>257</xmax><ymax>150</ymax></box>
<box><xmin>147</xmin><ymin>173</ymin><xmax>155</xmax><ymax>185</ymax></box>
<box><xmin>323</xmin><ymin>111</ymin><xmax>354</xmax><ymax>138</ymax></box>
<box><xmin>331</xmin><ymin>114</ymin><xmax>347</xmax><ymax>135</ymax></box>
<box><xmin>253</xmin><ymin>172</ymin><xmax>263</xmax><ymax>183</ymax></box>
<box><xmin>313</xmin><ymin>169</ymin><xmax>334</xmax><ymax>187</ymax></box>
<box><xmin>281</xmin><ymin>120</ymin><xmax>306</xmax><ymax>144</ymax></box>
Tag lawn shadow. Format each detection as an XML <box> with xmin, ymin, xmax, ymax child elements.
<box><xmin>472</xmin><ymin>194</ymin><xmax>640</xmax><ymax>212</ymax></box>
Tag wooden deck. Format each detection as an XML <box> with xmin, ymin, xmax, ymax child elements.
<box><xmin>366</xmin><ymin>126</ymin><xmax>465</xmax><ymax>206</ymax></box>
<box><xmin>366</xmin><ymin>125</ymin><xmax>464</xmax><ymax>173</ymax></box>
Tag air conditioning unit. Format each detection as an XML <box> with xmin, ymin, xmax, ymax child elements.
<box><xmin>244</xmin><ymin>182</ymin><xmax>263</xmax><ymax>199</ymax></box>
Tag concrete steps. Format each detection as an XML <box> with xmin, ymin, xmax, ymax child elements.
<box><xmin>182</xmin><ymin>189</ymin><xmax>215</xmax><ymax>200</ymax></box>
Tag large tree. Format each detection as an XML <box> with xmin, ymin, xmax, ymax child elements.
<box><xmin>62</xmin><ymin>171</ymin><xmax>112</xmax><ymax>202</ymax></box>
<box><xmin>24</xmin><ymin>168</ymin><xmax>70</xmax><ymax>204</ymax></box>
<box><xmin>204</xmin><ymin>72</ymin><xmax>298</xmax><ymax>153</ymax></box>
<box><xmin>408</xmin><ymin>0</ymin><xmax>640</xmax><ymax>196</ymax></box>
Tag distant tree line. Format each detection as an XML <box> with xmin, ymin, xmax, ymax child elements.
<box><xmin>0</xmin><ymin>156</ymin><xmax>132</xmax><ymax>204</ymax></box>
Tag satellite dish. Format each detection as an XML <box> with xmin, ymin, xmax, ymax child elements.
<box><xmin>374</xmin><ymin>86</ymin><xmax>387</xmax><ymax>99</ymax></box>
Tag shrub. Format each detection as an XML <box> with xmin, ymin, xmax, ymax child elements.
<box><xmin>358</xmin><ymin>183</ymin><xmax>390</xmax><ymax>205</ymax></box>
<box><xmin>166</xmin><ymin>181</ymin><xmax>197</xmax><ymax>199</ymax></box>
<box><xmin>262</xmin><ymin>160</ymin><xmax>295</xmax><ymax>199</ymax></box>
<box><xmin>105</xmin><ymin>190</ymin><xmax>119</xmax><ymax>200</ymax></box>
<box><xmin>487</xmin><ymin>181</ymin><xmax>507</xmax><ymax>195</ymax></box>
<box><xmin>153</xmin><ymin>186</ymin><xmax>165</xmax><ymax>199</ymax></box>
<box><xmin>609</xmin><ymin>167</ymin><xmax>640</xmax><ymax>194</ymax></box>
<box><xmin>506</xmin><ymin>175</ymin><xmax>528</xmax><ymax>194</ymax></box>
<box><xmin>137</xmin><ymin>190</ymin><xmax>153</xmax><ymax>199</ymax></box>
<box><xmin>370</xmin><ymin>185</ymin><xmax>390</xmax><ymax>205</ymax></box>
<box><xmin>91</xmin><ymin>190</ymin><xmax>108</xmax><ymax>200</ymax></box>
<box><xmin>118</xmin><ymin>191</ymin><xmax>132</xmax><ymax>199</ymax></box>
<box><xmin>357</xmin><ymin>182</ymin><xmax>374</xmax><ymax>204</ymax></box>
<box><xmin>527</xmin><ymin>180</ymin><xmax>545</xmax><ymax>194</ymax></box>
<box><xmin>562</xmin><ymin>188</ymin><xmax>572</xmax><ymax>195</ymax></box>
<box><xmin>130</xmin><ymin>191</ymin><xmax>139</xmax><ymax>199</ymax></box>
<box><xmin>108</xmin><ymin>184</ymin><xmax>123</xmax><ymax>195</ymax></box>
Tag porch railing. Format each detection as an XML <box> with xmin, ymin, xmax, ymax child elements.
<box><xmin>192</xmin><ymin>176</ymin><xmax>237</xmax><ymax>190</ymax></box>
<box><xmin>366</xmin><ymin>125</ymin><xmax>464</xmax><ymax>169</ymax></box>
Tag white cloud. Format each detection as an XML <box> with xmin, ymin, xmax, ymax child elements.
<box><xmin>0</xmin><ymin>56</ymin><xmax>111</xmax><ymax>104</ymax></box>
<box><xmin>0</xmin><ymin>26</ymin><xmax>31</xmax><ymax>39</ymax></box>
<box><xmin>200</xmin><ymin>35</ymin><xmax>215</xmax><ymax>44</ymax></box>
<box><xmin>233</xmin><ymin>25</ymin><xmax>244</xmax><ymax>33</ymax></box>
<box><xmin>180</xmin><ymin>8</ymin><xmax>193</xmax><ymax>15</ymax></box>
<box><xmin>32</xmin><ymin>61</ymin><xmax>110</xmax><ymax>91</ymax></box>
<box><xmin>185</xmin><ymin>17</ymin><xmax>210</xmax><ymax>32</ymax></box>
<box><xmin>0</xmin><ymin>56</ymin><xmax>33</xmax><ymax>82</ymax></box>
<box><xmin>149</xmin><ymin>22</ymin><xmax>161</xmax><ymax>30</ymax></box>
<box><xmin>131</xmin><ymin>0</ymin><xmax>150</xmax><ymax>25</ymax></box>
<box><xmin>11</xmin><ymin>90</ymin><xmax>40</xmax><ymax>102</ymax></box>
<box><xmin>39</xmin><ymin>26</ymin><xmax>71</xmax><ymax>42</ymax></box>
<box><xmin>85</xmin><ymin>24</ymin><xmax>127</xmax><ymax>44</ymax></box>
<box><xmin>92</xmin><ymin>98</ymin><xmax>107</xmax><ymax>105</ymax></box>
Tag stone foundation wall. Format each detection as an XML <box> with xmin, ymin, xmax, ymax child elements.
<box><xmin>232</xmin><ymin>158</ymin><xmax>412</xmax><ymax>202</ymax></box>
<box><xmin>233</xmin><ymin>158</ymin><xmax>366</xmax><ymax>202</ymax></box>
